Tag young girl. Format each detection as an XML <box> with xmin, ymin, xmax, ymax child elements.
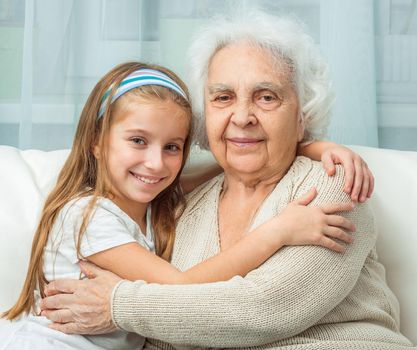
<box><xmin>1</xmin><ymin>62</ymin><xmax>358</xmax><ymax>350</ymax></box>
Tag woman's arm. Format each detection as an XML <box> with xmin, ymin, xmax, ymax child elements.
<box><xmin>40</xmin><ymin>166</ymin><xmax>372</xmax><ymax>344</ymax></box>
<box><xmin>87</xmin><ymin>189</ymin><xmax>354</xmax><ymax>284</ymax></box>
<box><xmin>298</xmin><ymin>140</ymin><xmax>374</xmax><ymax>202</ymax></box>
<box><xmin>109</xmin><ymin>165</ymin><xmax>375</xmax><ymax>347</ymax></box>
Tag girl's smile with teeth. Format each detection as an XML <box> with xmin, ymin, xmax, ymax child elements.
<box><xmin>130</xmin><ymin>171</ymin><xmax>163</xmax><ymax>184</ymax></box>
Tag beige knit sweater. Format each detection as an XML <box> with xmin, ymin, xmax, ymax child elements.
<box><xmin>112</xmin><ymin>157</ymin><xmax>415</xmax><ymax>349</ymax></box>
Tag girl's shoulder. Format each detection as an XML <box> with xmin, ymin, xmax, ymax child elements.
<box><xmin>59</xmin><ymin>195</ymin><xmax>135</xmax><ymax>226</ymax></box>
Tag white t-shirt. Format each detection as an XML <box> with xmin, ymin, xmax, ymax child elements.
<box><xmin>44</xmin><ymin>196</ymin><xmax>155</xmax><ymax>281</ymax></box>
<box><xmin>0</xmin><ymin>196</ymin><xmax>154</xmax><ymax>350</ymax></box>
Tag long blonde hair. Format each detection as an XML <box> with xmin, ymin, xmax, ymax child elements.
<box><xmin>3</xmin><ymin>62</ymin><xmax>193</xmax><ymax>320</ymax></box>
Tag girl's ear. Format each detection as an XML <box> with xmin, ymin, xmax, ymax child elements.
<box><xmin>92</xmin><ymin>144</ymin><xmax>100</xmax><ymax>159</ymax></box>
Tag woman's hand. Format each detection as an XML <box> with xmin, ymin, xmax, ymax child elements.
<box><xmin>274</xmin><ymin>188</ymin><xmax>356</xmax><ymax>253</ymax></box>
<box><xmin>321</xmin><ymin>145</ymin><xmax>374</xmax><ymax>203</ymax></box>
<box><xmin>39</xmin><ymin>261</ymin><xmax>121</xmax><ymax>334</ymax></box>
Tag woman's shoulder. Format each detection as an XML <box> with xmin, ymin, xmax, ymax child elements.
<box><xmin>287</xmin><ymin>156</ymin><xmax>348</xmax><ymax>203</ymax></box>
<box><xmin>282</xmin><ymin>156</ymin><xmax>376</xmax><ymax>235</ymax></box>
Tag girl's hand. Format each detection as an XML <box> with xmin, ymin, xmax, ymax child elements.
<box><xmin>321</xmin><ymin>145</ymin><xmax>374</xmax><ymax>203</ymax></box>
<box><xmin>275</xmin><ymin>188</ymin><xmax>356</xmax><ymax>253</ymax></box>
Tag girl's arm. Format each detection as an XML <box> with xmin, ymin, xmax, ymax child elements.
<box><xmin>298</xmin><ymin>140</ymin><xmax>374</xmax><ymax>202</ymax></box>
<box><xmin>180</xmin><ymin>162</ymin><xmax>223</xmax><ymax>194</ymax></box>
<box><xmin>87</xmin><ymin>188</ymin><xmax>355</xmax><ymax>284</ymax></box>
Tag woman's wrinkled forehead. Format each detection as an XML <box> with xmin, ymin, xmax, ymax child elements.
<box><xmin>206</xmin><ymin>43</ymin><xmax>295</xmax><ymax>95</ymax></box>
<box><xmin>207</xmin><ymin>42</ymin><xmax>294</xmax><ymax>86</ymax></box>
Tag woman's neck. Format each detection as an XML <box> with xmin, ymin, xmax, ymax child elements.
<box><xmin>217</xmin><ymin>159</ymin><xmax>294</xmax><ymax>250</ymax></box>
<box><xmin>221</xmin><ymin>159</ymin><xmax>293</xmax><ymax>198</ymax></box>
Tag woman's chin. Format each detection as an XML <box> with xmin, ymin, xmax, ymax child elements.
<box><xmin>225</xmin><ymin>159</ymin><xmax>266</xmax><ymax>176</ymax></box>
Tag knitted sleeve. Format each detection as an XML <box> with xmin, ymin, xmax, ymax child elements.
<box><xmin>111</xmin><ymin>165</ymin><xmax>376</xmax><ymax>347</ymax></box>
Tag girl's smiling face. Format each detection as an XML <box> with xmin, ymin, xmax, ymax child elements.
<box><xmin>96</xmin><ymin>96</ymin><xmax>189</xmax><ymax>221</ymax></box>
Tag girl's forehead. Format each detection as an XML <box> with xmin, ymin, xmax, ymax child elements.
<box><xmin>111</xmin><ymin>97</ymin><xmax>190</xmax><ymax>136</ymax></box>
<box><xmin>113</xmin><ymin>94</ymin><xmax>186</xmax><ymax>120</ymax></box>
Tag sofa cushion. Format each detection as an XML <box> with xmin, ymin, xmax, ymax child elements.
<box><xmin>0</xmin><ymin>146</ymin><xmax>69</xmax><ymax>317</ymax></box>
<box><xmin>350</xmin><ymin>145</ymin><xmax>417</xmax><ymax>344</ymax></box>
<box><xmin>0</xmin><ymin>145</ymin><xmax>415</xmax><ymax>345</ymax></box>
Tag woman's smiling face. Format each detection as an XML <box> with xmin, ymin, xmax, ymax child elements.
<box><xmin>204</xmin><ymin>43</ymin><xmax>304</xmax><ymax>181</ymax></box>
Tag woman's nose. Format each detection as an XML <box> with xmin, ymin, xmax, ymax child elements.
<box><xmin>230</xmin><ymin>101</ymin><xmax>257</xmax><ymax>127</ymax></box>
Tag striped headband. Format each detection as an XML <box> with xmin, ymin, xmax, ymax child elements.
<box><xmin>98</xmin><ymin>68</ymin><xmax>188</xmax><ymax>118</ymax></box>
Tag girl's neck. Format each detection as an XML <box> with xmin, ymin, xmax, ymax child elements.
<box><xmin>111</xmin><ymin>196</ymin><xmax>148</xmax><ymax>233</ymax></box>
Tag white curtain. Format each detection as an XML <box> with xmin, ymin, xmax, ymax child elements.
<box><xmin>320</xmin><ymin>0</ymin><xmax>378</xmax><ymax>147</ymax></box>
<box><xmin>0</xmin><ymin>0</ymin><xmax>416</xmax><ymax>151</ymax></box>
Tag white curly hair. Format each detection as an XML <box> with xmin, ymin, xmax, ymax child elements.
<box><xmin>186</xmin><ymin>8</ymin><xmax>333</xmax><ymax>149</ymax></box>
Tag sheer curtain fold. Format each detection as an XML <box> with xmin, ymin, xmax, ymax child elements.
<box><xmin>0</xmin><ymin>0</ymin><xmax>415</xmax><ymax>150</ymax></box>
<box><xmin>320</xmin><ymin>0</ymin><xmax>379</xmax><ymax>147</ymax></box>
<box><xmin>19</xmin><ymin>0</ymin><xmax>33</xmax><ymax>149</ymax></box>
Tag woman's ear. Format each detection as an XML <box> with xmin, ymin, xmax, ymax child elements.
<box><xmin>297</xmin><ymin>114</ymin><xmax>305</xmax><ymax>142</ymax></box>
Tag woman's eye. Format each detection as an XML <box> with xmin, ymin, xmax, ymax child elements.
<box><xmin>214</xmin><ymin>94</ymin><xmax>232</xmax><ymax>103</ymax></box>
<box><xmin>255</xmin><ymin>91</ymin><xmax>281</xmax><ymax>110</ymax></box>
<box><xmin>257</xmin><ymin>92</ymin><xmax>278</xmax><ymax>102</ymax></box>
<box><xmin>260</xmin><ymin>94</ymin><xmax>276</xmax><ymax>102</ymax></box>
<box><xmin>131</xmin><ymin>137</ymin><xmax>145</xmax><ymax>145</ymax></box>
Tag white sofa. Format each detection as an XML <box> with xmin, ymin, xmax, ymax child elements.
<box><xmin>0</xmin><ymin>144</ymin><xmax>416</xmax><ymax>344</ymax></box>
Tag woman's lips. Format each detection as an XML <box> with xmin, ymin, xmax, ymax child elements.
<box><xmin>226</xmin><ymin>137</ymin><xmax>263</xmax><ymax>148</ymax></box>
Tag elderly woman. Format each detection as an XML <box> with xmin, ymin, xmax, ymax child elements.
<box><xmin>40</xmin><ymin>10</ymin><xmax>413</xmax><ymax>350</ymax></box>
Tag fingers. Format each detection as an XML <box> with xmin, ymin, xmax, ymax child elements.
<box><xmin>320</xmin><ymin>202</ymin><xmax>354</xmax><ymax>214</ymax></box>
<box><xmin>44</xmin><ymin>279</ymin><xmax>80</xmax><ymax>297</ymax></box>
<box><xmin>40</xmin><ymin>293</ymin><xmax>76</xmax><ymax>311</ymax></box>
<box><xmin>359</xmin><ymin>162</ymin><xmax>374</xmax><ymax>202</ymax></box>
<box><xmin>41</xmin><ymin>308</ymin><xmax>73</xmax><ymax>324</ymax></box>
<box><xmin>341</xmin><ymin>158</ymin><xmax>355</xmax><ymax>194</ymax></box>
<box><xmin>345</xmin><ymin>157</ymin><xmax>374</xmax><ymax>203</ymax></box>
<box><xmin>318</xmin><ymin>236</ymin><xmax>345</xmax><ymax>253</ymax></box>
<box><xmin>350</xmin><ymin>158</ymin><xmax>364</xmax><ymax>202</ymax></box>
<box><xmin>321</xmin><ymin>147</ymin><xmax>374</xmax><ymax>203</ymax></box>
<box><xmin>368</xmin><ymin>168</ymin><xmax>375</xmax><ymax>198</ymax></box>
<box><xmin>321</xmin><ymin>152</ymin><xmax>336</xmax><ymax>176</ymax></box>
<box><xmin>79</xmin><ymin>260</ymin><xmax>101</xmax><ymax>279</ymax></box>
<box><xmin>326</xmin><ymin>214</ymin><xmax>356</xmax><ymax>232</ymax></box>
<box><xmin>294</xmin><ymin>187</ymin><xmax>317</xmax><ymax>206</ymax></box>
<box><xmin>49</xmin><ymin>322</ymin><xmax>81</xmax><ymax>335</ymax></box>
<box><xmin>358</xmin><ymin>165</ymin><xmax>370</xmax><ymax>203</ymax></box>
<box><xmin>323</xmin><ymin>226</ymin><xmax>354</xmax><ymax>244</ymax></box>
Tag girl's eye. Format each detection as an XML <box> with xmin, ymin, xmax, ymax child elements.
<box><xmin>165</xmin><ymin>144</ymin><xmax>181</xmax><ymax>152</ymax></box>
<box><xmin>131</xmin><ymin>137</ymin><xmax>146</xmax><ymax>145</ymax></box>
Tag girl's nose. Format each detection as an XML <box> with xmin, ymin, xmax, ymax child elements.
<box><xmin>143</xmin><ymin>147</ymin><xmax>164</xmax><ymax>172</ymax></box>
